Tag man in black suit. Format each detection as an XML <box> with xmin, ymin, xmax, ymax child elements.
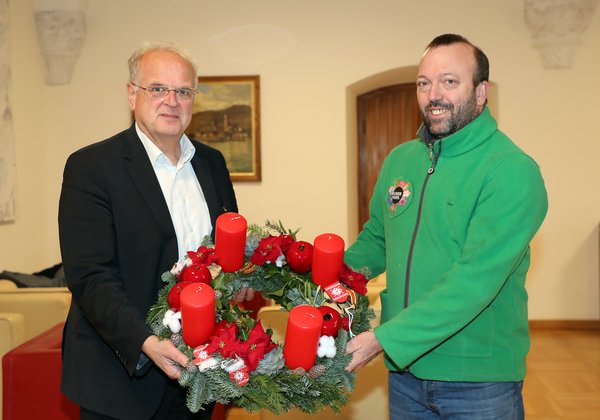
<box><xmin>59</xmin><ymin>43</ymin><xmax>244</xmax><ymax>419</ymax></box>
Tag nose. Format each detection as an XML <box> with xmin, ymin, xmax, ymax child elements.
<box><xmin>428</xmin><ymin>82</ymin><xmax>442</xmax><ymax>102</ymax></box>
<box><xmin>164</xmin><ymin>89</ymin><xmax>179</xmax><ymax>106</ymax></box>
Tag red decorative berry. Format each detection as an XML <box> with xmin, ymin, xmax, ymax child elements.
<box><xmin>180</xmin><ymin>263</ymin><xmax>212</xmax><ymax>285</ymax></box>
<box><xmin>317</xmin><ymin>306</ymin><xmax>342</xmax><ymax>337</ymax></box>
<box><xmin>167</xmin><ymin>281</ymin><xmax>192</xmax><ymax>311</ymax></box>
<box><xmin>285</xmin><ymin>241</ymin><xmax>313</xmax><ymax>273</ymax></box>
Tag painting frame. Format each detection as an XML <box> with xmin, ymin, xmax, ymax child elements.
<box><xmin>187</xmin><ymin>75</ymin><xmax>261</xmax><ymax>182</ymax></box>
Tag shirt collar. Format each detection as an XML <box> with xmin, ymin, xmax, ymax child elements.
<box><xmin>135</xmin><ymin>123</ymin><xmax>195</xmax><ymax>166</ymax></box>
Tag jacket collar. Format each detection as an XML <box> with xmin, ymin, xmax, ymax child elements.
<box><xmin>121</xmin><ymin>125</ymin><xmax>176</xmax><ymax>240</ymax></box>
<box><xmin>122</xmin><ymin>124</ymin><xmax>223</xmax><ymax>239</ymax></box>
<box><xmin>190</xmin><ymin>149</ymin><xmax>221</xmax><ymax>232</ymax></box>
<box><xmin>417</xmin><ymin>106</ymin><xmax>498</xmax><ymax>157</ymax></box>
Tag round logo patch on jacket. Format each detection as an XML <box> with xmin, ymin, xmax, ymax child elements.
<box><xmin>386</xmin><ymin>178</ymin><xmax>413</xmax><ymax>217</ymax></box>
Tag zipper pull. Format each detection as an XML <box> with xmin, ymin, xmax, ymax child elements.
<box><xmin>428</xmin><ymin>141</ymin><xmax>442</xmax><ymax>174</ymax></box>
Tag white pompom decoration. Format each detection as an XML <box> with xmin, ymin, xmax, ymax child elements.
<box><xmin>317</xmin><ymin>336</ymin><xmax>336</xmax><ymax>358</ymax></box>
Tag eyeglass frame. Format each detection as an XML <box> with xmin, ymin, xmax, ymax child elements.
<box><xmin>130</xmin><ymin>82</ymin><xmax>198</xmax><ymax>101</ymax></box>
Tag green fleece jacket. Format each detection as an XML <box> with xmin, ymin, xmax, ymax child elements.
<box><xmin>345</xmin><ymin>107</ymin><xmax>548</xmax><ymax>381</ymax></box>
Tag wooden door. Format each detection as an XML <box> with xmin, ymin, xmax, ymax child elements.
<box><xmin>357</xmin><ymin>84</ymin><xmax>422</xmax><ymax>230</ymax></box>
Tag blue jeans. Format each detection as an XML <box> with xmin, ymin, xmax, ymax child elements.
<box><xmin>388</xmin><ymin>371</ymin><xmax>524</xmax><ymax>419</ymax></box>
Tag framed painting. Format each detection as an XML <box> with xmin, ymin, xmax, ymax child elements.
<box><xmin>187</xmin><ymin>75</ymin><xmax>261</xmax><ymax>182</ymax></box>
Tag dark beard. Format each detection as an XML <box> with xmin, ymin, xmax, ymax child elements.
<box><xmin>421</xmin><ymin>92</ymin><xmax>479</xmax><ymax>140</ymax></box>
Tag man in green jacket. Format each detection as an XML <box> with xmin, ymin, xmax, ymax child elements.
<box><xmin>344</xmin><ymin>34</ymin><xmax>548</xmax><ymax>419</ymax></box>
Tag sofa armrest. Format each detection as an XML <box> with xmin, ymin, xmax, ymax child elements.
<box><xmin>0</xmin><ymin>313</ymin><xmax>25</xmax><ymax>357</ymax></box>
<box><xmin>1</xmin><ymin>312</ymin><xmax>27</xmax><ymax>420</ymax></box>
<box><xmin>0</xmin><ymin>280</ymin><xmax>18</xmax><ymax>291</ymax></box>
<box><xmin>367</xmin><ymin>273</ymin><xmax>386</xmax><ymax>304</ymax></box>
<box><xmin>0</xmin><ymin>291</ymin><xmax>71</xmax><ymax>341</ymax></box>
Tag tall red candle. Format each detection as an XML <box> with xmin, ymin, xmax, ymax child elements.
<box><xmin>180</xmin><ymin>283</ymin><xmax>215</xmax><ymax>347</ymax></box>
<box><xmin>215</xmin><ymin>212</ymin><xmax>247</xmax><ymax>272</ymax></box>
<box><xmin>283</xmin><ymin>305</ymin><xmax>323</xmax><ymax>370</ymax></box>
<box><xmin>312</xmin><ymin>233</ymin><xmax>345</xmax><ymax>288</ymax></box>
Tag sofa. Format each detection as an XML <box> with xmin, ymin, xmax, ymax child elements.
<box><xmin>0</xmin><ymin>280</ymin><xmax>71</xmax><ymax>341</ymax></box>
<box><xmin>3</xmin><ymin>323</ymin><xmax>79</xmax><ymax>420</ymax></box>
<box><xmin>0</xmin><ymin>279</ymin><xmax>72</xmax><ymax>419</ymax></box>
<box><xmin>0</xmin><ymin>313</ymin><xmax>25</xmax><ymax>363</ymax></box>
<box><xmin>0</xmin><ymin>313</ymin><xmax>25</xmax><ymax>420</ymax></box>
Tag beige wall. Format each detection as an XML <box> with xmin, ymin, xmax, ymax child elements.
<box><xmin>1</xmin><ymin>0</ymin><xmax>599</xmax><ymax>320</ymax></box>
<box><xmin>2</xmin><ymin>0</ymin><xmax>48</xmax><ymax>268</ymax></box>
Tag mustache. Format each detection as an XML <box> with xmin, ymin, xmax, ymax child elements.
<box><xmin>425</xmin><ymin>100</ymin><xmax>453</xmax><ymax>112</ymax></box>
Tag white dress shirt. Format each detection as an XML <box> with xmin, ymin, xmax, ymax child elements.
<box><xmin>136</xmin><ymin>124</ymin><xmax>212</xmax><ymax>260</ymax></box>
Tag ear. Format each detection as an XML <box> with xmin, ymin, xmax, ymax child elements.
<box><xmin>127</xmin><ymin>83</ymin><xmax>136</xmax><ymax>111</ymax></box>
<box><xmin>475</xmin><ymin>81</ymin><xmax>489</xmax><ymax>107</ymax></box>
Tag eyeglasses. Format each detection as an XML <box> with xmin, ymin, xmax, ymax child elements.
<box><xmin>131</xmin><ymin>83</ymin><xmax>198</xmax><ymax>101</ymax></box>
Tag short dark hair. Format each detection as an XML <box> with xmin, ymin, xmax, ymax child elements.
<box><xmin>425</xmin><ymin>34</ymin><xmax>489</xmax><ymax>87</ymax></box>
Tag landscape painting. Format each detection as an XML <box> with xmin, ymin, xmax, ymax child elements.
<box><xmin>186</xmin><ymin>75</ymin><xmax>261</xmax><ymax>182</ymax></box>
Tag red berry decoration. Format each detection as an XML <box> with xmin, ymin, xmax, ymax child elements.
<box><xmin>285</xmin><ymin>241</ymin><xmax>313</xmax><ymax>273</ymax></box>
<box><xmin>167</xmin><ymin>280</ymin><xmax>192</xmax><ymax>311</ymax></box>
<box><xmin>317</xmin><ymin>306</ymin><xmax>342</xmax><ymax>337</ymax></box>
<box><xmin>180</xmin><ymin>263</ymin><xmax>212</xmax><ymax>285</ymax></box>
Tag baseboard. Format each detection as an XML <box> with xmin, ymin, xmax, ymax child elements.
<box><xmin>529</xmin><ymin>319</ymin><xmax>600</xmax><ymax>330</ymax></box>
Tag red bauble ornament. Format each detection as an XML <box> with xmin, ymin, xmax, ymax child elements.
<box><xmin>317</xmin><ymin>306</ymin><xmax>342</xmax><ymax>337</ymax></box>
<box><xmin>167</xmin><ymin>281</ymin><xmax>192</xmax><ymax>311</ymax></box>
<box><xmin>285</xmin><ymin>241</ymin><xmax>313</xmax><ymax>273</ymax></box>
<box><xmin>180</xmin><ymin>263</ymin><xmax>212</xmax><ymax>285</ymax></box>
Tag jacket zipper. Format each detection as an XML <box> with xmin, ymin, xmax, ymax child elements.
<box><xmin>403</xmin><ymin>141</ymin><xmax>442</xmax><ymax>308</ymax></box>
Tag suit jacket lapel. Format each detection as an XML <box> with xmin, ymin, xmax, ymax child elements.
<box><xmin>122</xmin><ymin>125</ymin><xmax>176</xmax><ymax>240</ymax></box>
<box><xmin>190</xmin><ymin>150</ymin><xmax>221</xmax><ymax>231</ymax></box>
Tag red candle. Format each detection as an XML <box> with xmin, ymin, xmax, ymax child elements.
<box><xmin>180</xmin><ymin>283</ymin><xmax>216</xmax><ymax>347</ymax></box>
<box><xmin>283</xmin><ymin>305</ymin><xmax>323</xmax><ymax>370</ymax></box>
<box><xmin>311</xmin><ymin>233</ymin><xmax>345</xmax><ymax>288</ymax></box>
<box><xmin>215</xmin><ymin>212</ymin><xmax>247</xmax><ymax>272</ymax></box>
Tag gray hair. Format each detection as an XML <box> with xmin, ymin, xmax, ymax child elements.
<box><xmin>127</xmin><ymin>41</ymin><xmax>198</xmax><ymax>84</ymax></box>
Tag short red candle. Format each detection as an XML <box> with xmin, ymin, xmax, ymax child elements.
<box><xmin>311</xmin><ymin>233</ymin><xmax>345</xmax><ymax>288</ymax></box>
<box><xmin>215</xmin><ymin>212</ymin><xmax>247</xmax><ymax>272</ymax></box>
<box><xmin>180</xmin><ymin>283</ymin><xmax>216</xmax><ymax>347</ymax></box>
<box><xmin>283</xmin><ymin>305</ymin><xmax>323</xmax><ymax>370</ymax></box>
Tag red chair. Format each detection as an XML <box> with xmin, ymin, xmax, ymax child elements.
<box><xmin>2</xmin><ymin>322</ymin><xmax>78</xmax><ymax>420</ymax></box>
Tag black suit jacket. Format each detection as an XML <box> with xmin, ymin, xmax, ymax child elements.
<box><xmin>58</xmin><ymin>125</ymin><xmax>237</xmax><ymax>419</ymax></box>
